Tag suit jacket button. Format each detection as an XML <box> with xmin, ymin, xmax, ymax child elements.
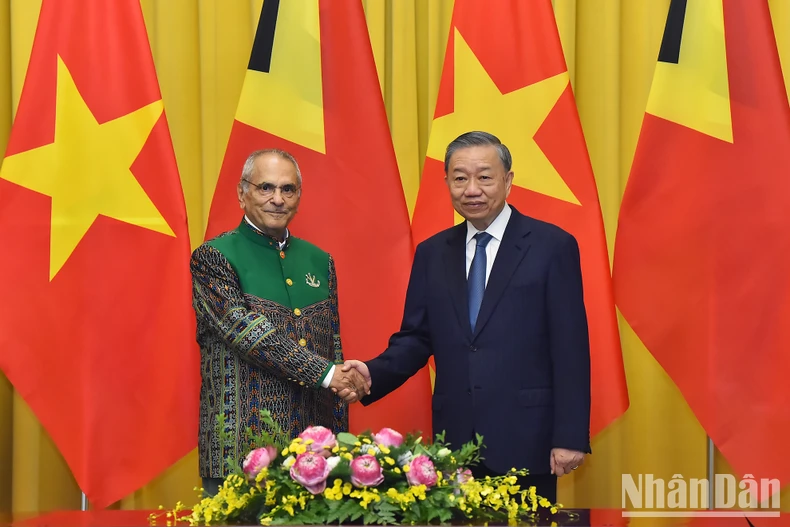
<box><xmin>469</xmin><ymin>345</ymin><xmax>477</xmax><ymax>352</ymax></box>
<box><xmin>467</xmin><ymin>389</ymin><xmax>472</xmax><ymax>395</ymax></box>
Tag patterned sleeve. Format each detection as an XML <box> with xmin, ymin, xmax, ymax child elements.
<box><xmin>328</xmin><ymin>255</ymin><xmax>343</xmax><ymax>364</ymax></box>
<box><xmin>328</xmin><ymin>254</ymin><xmax>350</xmax><ymax>433</ymax></box>
<box><xmin>190</xmin><ymin>243</ymin><xmax>332</xmax><ymax>387</ymax></box>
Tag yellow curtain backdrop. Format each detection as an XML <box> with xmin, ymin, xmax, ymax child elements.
<box><xmin>1</xmin><ymin>0</ymin><xmax>789</xmax><ymax>516</ymax></box>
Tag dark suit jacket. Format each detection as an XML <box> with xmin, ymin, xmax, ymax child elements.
<box><xmin>362</xmin><ymin>206</ymin><xmax>591</xmax><ymax>475</ymax></box>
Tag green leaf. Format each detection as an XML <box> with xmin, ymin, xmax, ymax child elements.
<box><xmin>376</xmin><ymin>501</ymin><xmax>399</xmax><ymax>513</ymax></box>
<box><xmin>327</xmin><ymin>498</ymin><xmax>361</xmax><ymax>524</ymax></box>
<box><xmin>377</xmin><ymin>511</ymin><xmax>397</xmax><ymax>525</ymax></box>
<box><xmin>413</xmin><ymin>444</ymin><xmax>429</xmax><ymax>457</ymax></box>
<box><xmin>363</xmin><ymin>510</ymin><xmax>379</xmax><ymax>525</ymax></box>
<box><xmin>336</xmin><ymin>432</ymin><xmax>358</xmax><ymax>446</ymax></box>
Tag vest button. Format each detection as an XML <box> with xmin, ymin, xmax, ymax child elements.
<box><xmin>294</xmin><ymin>308</ymin><xmax>302</xmax><ymax>316</ymax></box>
<box><xmin>298</xmin><ymin>338</ymin><xmax>307</xmax><ymax>347</ymax></box>
<box><xmin>286</xmin><ymin>278</ymin><xmax>293</xmax><ymax>286</ymax></box>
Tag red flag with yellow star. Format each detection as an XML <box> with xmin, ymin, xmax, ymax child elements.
<box><xmin>204</xmin><ymin>0</ymin><xmax>432</xmax><ymax>437</ymax></box>
<box><xmin>614</xmin><ymin>0</ymin><xmax>790</xmax><ymax>483</ymax></box>
<box><xmin>411</xmin><ymin>0</ymin><xmax>628</xmax><ymax>437</ymax></box>
<box><xmin>0</xmin><ymin>0</ymin><xmax>198</xmax><ymax>507</ymax></box>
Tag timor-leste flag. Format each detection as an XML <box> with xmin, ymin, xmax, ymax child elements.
<box><xmin>613</xmin><ymin>0</ymin><xmax>790</xmax><ymax>484</ymax></box>
<box><xmin>204</xmin><ymin>0</ymin><xmax>432</xmax><ymax>437</ymax></box>
<box><xmin>410</xmin><ymin>0</ymin><xmax>628</xmax><ymax>437</ymax></box>
<box><xmin>0</xmin><ymin>0</ymin><xmax>198</xmax><ymax>508</ymax></box>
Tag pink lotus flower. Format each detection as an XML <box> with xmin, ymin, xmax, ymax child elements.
<box><xmin>299</xmin><ymin>426</ymin><xmax>337</xmax><ymax>457</ymax></box>
<box><xmin>406</xmin><ymin>454</ymin><xmax>438</xmax><ymax>488</ymax></box>
<box><xmin>242</xmin><ymin>446</ymin><xmax>278</xmax><ymax>479</ymax></box>
<box><xmin>350</xmin><ymin>454</ymin><xmax>385</xmax><ymax>487</ymax></box>
<box><xmin>290</xmin><ymin>452</ymin><xmax>332</xmax><ymax>495</ymax></box>
<box><xmin>373</xmin><ymin>427</ymin><xmax>403</xmax><ymax>447</ymax></box>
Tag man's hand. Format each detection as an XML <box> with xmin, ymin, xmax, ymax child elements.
<box><xmin>329</xmin><ymin>366</ymin><xmax>369</xmax><ymax>403</ymax></box>
<box><xmin>550</xmin><ymin>448</ymin><xmax>585</xmax><ymax>476</ymax></box>
<box><xmin>335</xmin><ymin>360</ymin><xmax>372</xmax><ymax>400</ymax></box>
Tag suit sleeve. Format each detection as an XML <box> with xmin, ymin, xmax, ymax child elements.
<box><xmin>362</xmin><ymin>243</ymin><xmax>433</xmax><ymax>404</ymax></box>
<box><xmin>546</xmin><ymin>234</ymin><xmax>592</xmax><ymax>453</ymax></box>
<box><xmin>190</xmin><ymin>243</ymin><xmax>332</xmax><ymax>388</ymax></box>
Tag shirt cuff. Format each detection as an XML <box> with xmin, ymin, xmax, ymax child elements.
<box><xmin>320</xmin><ymin>364</ymin><xmax>335</xmax><ymax>388</ymax></box>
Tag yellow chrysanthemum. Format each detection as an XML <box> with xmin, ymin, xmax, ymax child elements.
<box><xmin>349</xmin><ymin>488</ymin><xmax>381</xmax><ymax>509</ymax></box>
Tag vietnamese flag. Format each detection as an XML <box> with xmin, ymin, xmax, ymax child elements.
<box><xmin>614</xmin><ymin>0</ymin><xmax>790</xmax><ymax>484</ymax></box>
<box><xmin>410</xmin><ymin>0</ymin><xmax>628</xmax><ymax>437</ymax></box>
<box><xmin>204</xmin><ymin>0</ymin><xmax>432</xmax><ymax>438</ymax></box>
<box><xmin>0</xmin><ymin>0</ymin><xmax>198</xmax><ymax>508</ymax></box>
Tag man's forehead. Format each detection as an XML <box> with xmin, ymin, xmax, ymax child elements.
<box><xmin>252</xmin><ymin>156</ymin><xmax>298</xmax><ymax>181</ymax></box>
<box><xmin>450</xmin><ymin>151</ymin><xmax>502</xmax><ymax>171</ymax></box>
<box><xmin>451</xmin><ymin>144</ymin><xmax>499</xmax><ymax>158</ymax></box>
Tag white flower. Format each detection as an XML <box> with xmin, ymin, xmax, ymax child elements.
<box><xmin>397</xmin><ymin>451</ymin><xmax>414</xmax><ymax>467</ymax></box>
<box><xmin>360</xmin><ymin>444</ymin><xmax>381</xmax><ymax>455</ymax></box>
<box><xmin>281</xmin><ymin>455</ymin><xmax>296</xmax><ymax>468</ymax></box>
<box><xmin>326</xmin><ymin>456</ymin><xmax>342</xmax><ymax>471</ymax></box>
<box><xmin>436</xmin><ymin>448</ymin><xmax>451</xmax><ymax>458</ymax></box>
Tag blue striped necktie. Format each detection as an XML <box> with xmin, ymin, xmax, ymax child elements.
<box><xmin>468</xmin><ymin>232</ymin><xmax>493</xmax><ymax>331</ymax></box>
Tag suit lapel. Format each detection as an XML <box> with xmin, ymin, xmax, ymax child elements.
<box><xmin>443</xmin><ymin>224</ymin><xmax>473</xmax><ymax>340</ymax></box>
<box><xmin>472</xmin><ymin>212</ymin><xmax>532</xmax><ymax>339</ymax></box>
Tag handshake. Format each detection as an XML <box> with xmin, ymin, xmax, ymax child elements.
<box><xmin>328</xmin><ymin>360</ymin><xmax>370</xmax><ymax>404</ymax></box>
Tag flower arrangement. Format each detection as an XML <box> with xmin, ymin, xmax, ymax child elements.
<box><xmin>150</xmin><ymin>410</ymin><xmax>572</xmax><ymax>526</ymax></box>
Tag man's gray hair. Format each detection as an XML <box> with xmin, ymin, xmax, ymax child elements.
<box><xmin>443</xmin><ymin>131</ymin><xmax>512</xmax><ymax>174</ymax></box>
<box><xmin>239</xmin><ymin>148</ymin><xmax>303</xmax><ymax>193</ymax></box>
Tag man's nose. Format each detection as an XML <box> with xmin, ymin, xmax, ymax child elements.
<box><xmin>270</xmin><ymin>190</ymin><xmax>286</xmax><ymax>205</ymax></box>
<box><xmin>464</xmin><ymin>179</ymin><xmax>482</xmax><ymax>196</ymax></box>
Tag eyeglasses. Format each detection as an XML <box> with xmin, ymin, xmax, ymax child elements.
<box><xmin>243</xmin><ymin>179</ymin><xmax>301</xmax><ymax>199</ymax></box>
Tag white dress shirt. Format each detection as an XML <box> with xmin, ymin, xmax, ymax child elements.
<box><xmin>243</xmin><ymin>215</ymin><xmax>335</xmax><ymax>387</ymax></box>
<box><xmin>465</xmin><ymin>203</ymin><xmax>512</xmax><ymax>286</ymax></box>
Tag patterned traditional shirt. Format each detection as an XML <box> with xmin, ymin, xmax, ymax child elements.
<box><xmin>190</xmin><ymin>219</ymin><xmax>348</xmax><ymax>477</ymax></box>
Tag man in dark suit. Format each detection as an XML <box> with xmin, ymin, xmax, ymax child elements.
<box><xmin>342</xmin><ymin>131</ymin><xmax>591</xmax><ymax>503</ymax></box>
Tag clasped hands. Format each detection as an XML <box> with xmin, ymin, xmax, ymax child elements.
<box><xmin>330</xmin><ymin>362</ymin><xmax>586</xmax><ymax>475</ymax></box>
<box><xmin>329</xmin><ymin>359</ymin><xmax>371</xmax><ymax>404</ymax></box>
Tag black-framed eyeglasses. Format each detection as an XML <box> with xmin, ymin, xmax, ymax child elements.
<box><xmin>243</xmin><ymin>179</ymin><xmax>301</xmax><ymax>199</ymax></box>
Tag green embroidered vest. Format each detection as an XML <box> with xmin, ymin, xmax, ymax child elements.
<box><xmin>207</xmin><ymin>220</ymin><xmax>330</xmax><ymax>310</ymax></box>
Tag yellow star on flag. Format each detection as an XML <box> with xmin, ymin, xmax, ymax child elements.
<box><xmin>0</xmin><ymin>55</ymin><xmax>175</xmax><ymax>280</ymax></box>
<box><xmin>426</xmin><ymin>29</ymin><xmax>579</xmax><ymax>206</ymax></box>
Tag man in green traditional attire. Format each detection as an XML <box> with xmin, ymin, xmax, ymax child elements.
<box><xmin>190</xmin><ymin>149</ymin><xmax>368</xmax><ymax>495</ymax></box>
